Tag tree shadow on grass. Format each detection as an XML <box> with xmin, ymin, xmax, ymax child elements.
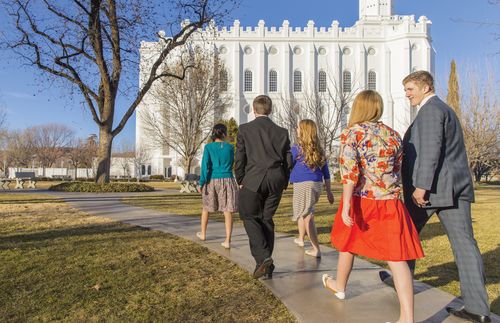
<box><xmin>0</xmin><ymin>224</ymin><xmax>146</xmax><ymax>251</ymax></box>
<box><xmin>0</xmin><ymin>198</ymin><xmax>61</xmax><ymax>204</ymax></box>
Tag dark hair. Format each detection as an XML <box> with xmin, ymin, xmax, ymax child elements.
<box><xmin>253</xmin><ymin>95</ymin><xmax>272</xmax><ymax>115</ymax></box>
<box><xmin>211</xmin><ymin>123</ymin><xmax>227</xmax><ymax>141</ymax></box>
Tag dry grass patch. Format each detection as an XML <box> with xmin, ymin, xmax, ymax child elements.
<box><xmin>123</xmin><ymin>185</ymin><xmax>500</xmax><ymax>315</ymax></box>
<box><xmin>0</xmin><ymin>193</ymin><xmax>295</xmax><ymax>322</ymax></box>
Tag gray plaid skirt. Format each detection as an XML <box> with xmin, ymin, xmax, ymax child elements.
<box><xmin>202</xmin><ymin>177</ymin><xmax>239</xmax><ymax>212</ymax></box>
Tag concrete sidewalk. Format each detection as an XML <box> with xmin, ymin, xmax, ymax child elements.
<box><xmin>44</xmin><ymin>191</ymin><xmax>498</xmax><ymax>323</ymax></box>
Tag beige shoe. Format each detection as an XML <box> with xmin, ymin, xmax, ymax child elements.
<box><xmin>321</xmin><ymin>274</ymin><xmax>346</xmax><ymax>299</ymax></box>
<box><xmin>221</xmin><ymin>241</ymin><xmax>230</xmax><ymax>249</ymax></box>
<box><xmin>294</xmin><ymin>238</ymin><xmax>305</xmax><ymax>247</ymax></box>
<box><xmin>196</xmin><ymin>232</ymin><xmax>205</xmax><ymax>241</ymax></box>
<box><xmin>305</xmin><ymin>249</ymin><xmax>321</xmax><ymax>258</ymax></box>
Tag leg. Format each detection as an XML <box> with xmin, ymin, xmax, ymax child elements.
<box><xmin>243</xmin><ymin>217</ymin><xmax>271</xmax><ymax>264</ymax></box>
<box><xmin>199</xmin><ymin>209</ymin><xmax>209</xmax><ymax>240</ymax></box>
<box><xmin>223</xmin><ymin>211</ymin><xmax>233</xmax><ymax>244</ymax></box>
<box><xmin>438</xmin><ymin>200</ymin><xmax>490</xmax><ymax>316</ymax></box>
<box><xmin>388</xmin><ymin>261</ymin><xmax>414</xmax><ymax>323</ymax></box>
<box><xmin>404</xmin><ymin>197</ymin><xmax>435</xmax><ymax>273</ymax></box>
<box><xmin>304</xmin><ymin>213</ymin><xmax>320</xmax><ymax>253</ymax></box>
<box><xmin>261</xmin><ymin>188</ymin><xmax>282</xmax><ymax>257</ymax></box>
<box><xmin>297</xmin><ymin>217</ymin><xmax>306</xmax><ymax>243</ymax></box>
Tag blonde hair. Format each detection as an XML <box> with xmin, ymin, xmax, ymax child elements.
<box><xmin>348</xmin><ymin>90</ymin><xmax>384</xmax><ymax>128</ymax></box>
<box><xmin>402</xmin><ymin>70</ymin><xmax>435</xmax><ymax>92</ymax></box>
<box><xmin>253</xmin><ymin>95</ymin><xmax>272</xmax><ymax>115</ymax></box>
<box><xmin>297</xmin><ymin>119</ymin><xmax>326</xmax><ymax>170</ymax></box>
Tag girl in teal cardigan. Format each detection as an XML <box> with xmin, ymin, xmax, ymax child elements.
<box><xmin>196</xmin><ymin>124</ymin><xmax>238</xmax><ymax>248</ymax></box>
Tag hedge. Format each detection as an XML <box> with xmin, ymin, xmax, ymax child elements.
<box><xmin>48</xmin><ymin>182</ymin><xmax>155</xmax><ymax>193</ymax></box>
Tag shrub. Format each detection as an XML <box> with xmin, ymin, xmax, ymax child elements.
<box><xmin>49</xmin><ymin>182</ymin><xmax>155</xmax><ymax>193</ymax></box>
<box><xmin>149</xmin><ymin>175</ymin><xmax>165</xmax><ymax>180</ymax></box>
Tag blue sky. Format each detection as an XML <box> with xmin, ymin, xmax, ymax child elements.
<box><xmin>0</xmin><ymin>0</ymin><xmax>498</xmax><ymax>145</ymax></box>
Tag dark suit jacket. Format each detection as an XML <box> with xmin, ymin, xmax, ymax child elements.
<box><xmin>235</xmin><ymin>116</ymin><xmax>292</xmax><ymax>193</ymax></box>
<box><xmin>402</xmin><ymin>96</ymin><xmax>474</xmax><ymax>208</ymax></box>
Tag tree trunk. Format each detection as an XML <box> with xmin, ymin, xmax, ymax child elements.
<box><xmin>95</xmin><ymin>127</ymin><xmax>114</xmax><ymax>184</ymax></box>
<box><xmin>185</xmin><ymin>157</ymin><xmax>193</xmax><ymax>175</ymax></box>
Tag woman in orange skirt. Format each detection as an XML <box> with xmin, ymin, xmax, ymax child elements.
<box><xmin>323</xmin><ymin>90</ymin><xmax>424</xmax><ymax>323</ymax></box>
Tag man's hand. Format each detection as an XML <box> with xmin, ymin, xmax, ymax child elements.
<box><xmin>412</xmin><ymin>188</ymin><xmax>429</xmax><ymax>207</ymax></box>
<box><xmin>239</xmin><ymin>185</ymin><xmax>243</xmax><ymax>189</ymax></box>
<box><xmin>326</xmin><ymin>191</ymin><xmax>334</xmax><ymax>204</ymax></box>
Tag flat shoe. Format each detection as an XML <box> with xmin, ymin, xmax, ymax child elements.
<box><xmin>305</xmin><ymin>249</ymin><xmax>321</xmax><ymax>258</ymax></box>
<box><xmin>196</xmin><ymin>232</ymin><xmax>205</xmax><ymax>241</ymax></box>
<box><xmin>221</xmin><ymin>241</ymin><xmax>230</xmax><ymax>249</ymax></box>
<box><xmin>321</xmin><ymin>274</ymin><xmax>345</xmax><ymax>300</ymax></box>
<box><xmin>294</xmin><ymin>238</ymin><xmax>304</xmax><ymax>247</ymax></box>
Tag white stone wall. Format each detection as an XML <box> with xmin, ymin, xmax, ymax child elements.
<box><xmin>136</xmin><ymin>0</ymin><xmax>434</xmax><ymax>177</ymax></box>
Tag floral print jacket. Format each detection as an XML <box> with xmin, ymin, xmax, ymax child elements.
<box><xmin>339</xmin><ymin>121</ymin><xmax>403</xmax><ymax>200</ymax></box>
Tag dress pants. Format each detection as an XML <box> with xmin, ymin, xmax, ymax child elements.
<box><xmin>405</xmin><ymin>197</ymin><xmax>490</xmax><ymax>316</ymax></box>
<box><xmin>239</xmin><ymin>176</ymin><xmax>283</xmax><ymax>265</ymax></box>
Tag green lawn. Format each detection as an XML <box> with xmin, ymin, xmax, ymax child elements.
<box><xmin>0</xmin><ymin>193</ymin><xmax>295</xmax><ymax>322</ymax></box>
<box><xmin>123</xmin><ymin>185</ymin><xmax>500</xmax><ymax>315</ymax></box>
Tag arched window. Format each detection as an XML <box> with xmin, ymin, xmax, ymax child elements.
<box><xmin>318</xmin><ymin>70</ymin><xmax>327</xmax><ymax>93</ymax></box>
<box><xmin>147</xmin><ymin>165</ymin><xmax>151</xmax><ymax>175</ymax></box>
<box><xmin>219</xmin><ymin>69</ymin><xmax>228</xmax><ymax>92</ymax></box>
<box><xmin>293</xmin><ymin>70</ymin><xmax>302</xmax><ymax>92</ymax></box>
<box><xmin>343</xmin><ymin>70</ymin><xmax>352</xmax><ymax>93</ymax></box>
<box><xmin>141</xmin><ymin>165</ymin><xmax>146</xmax><ymax>176</ymax></box>
<box><xmin>244</xmin><ymin>70</ymin><xmax>252</xmax><ymax>92</ymax></box>
<box><xmin>269</xmin><ymin>70</ymin><xmax>278</xmax><ymax>92</ymax></box>
<box><xmin>368</xmin><ymin>71</ymin><xmax>377</xmax><ymax>90</ymax></box>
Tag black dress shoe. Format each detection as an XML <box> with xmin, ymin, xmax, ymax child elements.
<box><xmin>446</xmin><ymin>307</ymin><xmax>491</xmax><ymax>323</ymax></box>
<box><xmin>253</xmin><ymin>257</ymin><xmax>273</xmax><ymax>279</ymax></box>
<box><xmin>263</xmin><ymin>263</ymin><xmax>275</xmax><ymax>280</ymax></box>
<box><xmin>379</xmin><ymin>271</ymin><xmax>395</xmax><ymax>289</ymax></box>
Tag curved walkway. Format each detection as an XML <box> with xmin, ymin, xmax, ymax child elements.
<box><xmin>36</xmin><ymin>190</ymin><xmax>498</xmax><ymax>323</ymax></box>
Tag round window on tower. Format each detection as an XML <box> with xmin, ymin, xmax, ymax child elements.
<box><xmin>318</xmin><ymin>47</ymin><xmax>327</xmax><ymax>55</ymax></box>
<box><xmin>269</xmin><ymin>46</ymin><xmax>278</xmax><ymax>55</ymax></box>
<box><xmin>219</xmin><ymin>46</ymin><xmax>227</xmax><ymax>54</ymax></box>
<box><xmin>342</xmin><ymin>47</ymin><xmax>352</xmax><ymax>55</ymax></box>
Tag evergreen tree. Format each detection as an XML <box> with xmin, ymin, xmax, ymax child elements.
<box><xmin>447</xmin><ymin>60</ymin><xmax>461</xmax><ymax>118</ymax></box>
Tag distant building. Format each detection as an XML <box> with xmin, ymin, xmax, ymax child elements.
<box><xmin>137</xmin><ymin>0</ymin><xmax>434</xmax><ymax>178</ymax></box>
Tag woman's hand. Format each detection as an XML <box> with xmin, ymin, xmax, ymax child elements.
<box><xmin>341</xmin><ymin>205</ymin><xmax>354</xmax><ymax>227</ymax></box>
<box><xmin>326</xmin><ymin>191</ymin><xmax>334</xmax><ymax>204</ymax></box>
<box><xmin>196</xmin><ymin>185</ymin><xmax>202</xmax><ymax>194</ymax></box>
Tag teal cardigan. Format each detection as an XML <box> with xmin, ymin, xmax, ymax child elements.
<box><xmin>199</xmin><ymin>141</ymin><xmax>234</xmax><ymax>187</ymax></box>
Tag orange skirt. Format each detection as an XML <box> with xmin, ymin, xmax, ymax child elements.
<box><xmin>331</xmin><ymin>196</ymin><xmax>424</xmax><ymax>261</ymax></box>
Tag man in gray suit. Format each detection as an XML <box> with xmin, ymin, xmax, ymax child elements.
<box><xmin>380</xmin><ymin>71</ymin><xmax>490</xmax><ymax>322</ymax></box>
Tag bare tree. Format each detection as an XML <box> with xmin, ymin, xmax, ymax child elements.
<box><xmin>131</xmin><ymin>145</ymin><xmax>150</xmax><ymax>182</ymax></box>
<box><xmin>112</xmin><ymin>139</ymin><xmax>134</xmax><ymax>178</ymax></box>
<box><xmin>461</xmin><ymin>66</ymin><xmax>499</xmax><ymax>182</ymax></box>
<box><xmin>5</xmin><ymin>128</ymin><xmax>36</xmax><ymax>168</ymax></box>
<box><xmin>141</xmin><ymin>49</ymin><xmax>230</xmax><ymax>174</ymax></box>
<box><xmin>67</xmin><ymin>137</ymin><xmax>88</xmax><ymax>179</ymax></box>
<box><xmin>31</xmin><ymin>123</ymin><xmax>75</xmax><ymax>176</ymax></box>
<box><xmin>275</xmin><ymin>68</ymin><xmax>360</xmax><ymax>162</ymax></box>
<box><xmin>0</xmin><ymin>0</ymin><xmax>237</xmax><ymax>183</ymax></box>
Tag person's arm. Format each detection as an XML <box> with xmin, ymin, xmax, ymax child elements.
<box><xmin>284</xmin><ymin>133</ymin><xmax>293</xmax><ymax>180</ymax></box>
<box><xmin>234</xmin><ymin>129</ymin><xmax>246</xmax><ymax>186</ymax></box>
<box><xmin>338</xmin><ymin>130</ymin><xmax>360</xmax><ymax>226</ymax></box>
<box><xmin>322</xmin><ymin>162</ymin><xmax>334</xmax><ymax>204</ymax></box>
<box><xmin>412</xmin><ymin>106</ymin><xmax>444</xmax><ymax>206</ymax></box>
<box><xmin>198</xmin><ymin>145</ymin><xmax>211</xmax><ymax>189</ymax></box>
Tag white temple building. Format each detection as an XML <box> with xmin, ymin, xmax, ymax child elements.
<box><xmin>136</xmin><ymin>0</ymin><xmax>434</xmax><ymax>179</ymax></box>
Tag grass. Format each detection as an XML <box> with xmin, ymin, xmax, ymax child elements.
<box><xmin>0</xmin><ymin>193</ymin><xmax>295</xmax><ymax>322</ymax></box>
<box><xmin>123</xmin><ymin>185</ymin><xmax>500</xmax><ymax>315</ymax></box>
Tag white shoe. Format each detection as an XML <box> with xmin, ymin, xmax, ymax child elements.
<box><xmin>196</xmin><ymin>232</ymin><xmax>205</xmax><ymax>241</ymax></box>
<box><xmin>221</xmin><ymin>241</ymin><xmax>230</xmax><ymax>249</ymax></box>
<box><xmin>321</xmin><ymin>274</ymin><xmax>346</xmax><ymax>300</ymax></box>
<box><xmin>294</xmin><ymin>238</ymin><xmax>304</xmax><ymax>247</ymax></box>
<box><xmin>305</xmin><ymin>249</ymin><xmax>321</xmax><ymax>258</ymax></box>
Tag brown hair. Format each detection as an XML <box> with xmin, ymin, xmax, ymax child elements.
<box><xmin>253</xmin><ymin>95</ymin><xmax>272</xmax><ymax>115</ymax></box>
<box><xmin>348</xmin><ymin>90</ymin><xmax>384</xmax><ymax>128</ymax></box>
<box><xmin>402</xmin><ymin>70</ymin><xmax>435</xmax><ymax>92</ymax></box>
<box><xmin>297</xmin><ymin>119</ymin><xmax>326</xmax><ymax>170</ymax></box>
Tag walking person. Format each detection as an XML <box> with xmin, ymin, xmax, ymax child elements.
<box><xmin>197</xmin><ymin>123</ymin><xmax>238</xmax><ymax>249</ymax></box>
<box><xmin>235</xmin><ymin>95</ymin><xmax>292</xmax><ymax>279</ymax></box>
<box><xmin>290</xmin><ymin>119</ymin><xmax>334</xmax><ymax>258</ymax></box>
<box><xmin>324</xmin><ymin>90</ymin><xmax>424</xmax><ymax>323</ymax></box>
<box><xmin>380</xmin><ymin>71</ymin><xmax>491</xmax><ymax>323</ymax></box>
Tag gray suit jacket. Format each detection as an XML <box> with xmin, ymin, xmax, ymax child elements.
<box><xmin>402</xmin><ymin>96</ymin><xmax>474</xmax><ymax>208</ymax></box>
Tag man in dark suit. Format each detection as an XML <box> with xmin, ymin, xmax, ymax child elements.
<box><xmin>235</xmin><ymin>95</ymin><xmax>292</xmax><ymax>279</ymax></box>
<box><xmin>381</xmin><ymin>71</ymin><xmax>490</xmax><ymax>323</ymax></box>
